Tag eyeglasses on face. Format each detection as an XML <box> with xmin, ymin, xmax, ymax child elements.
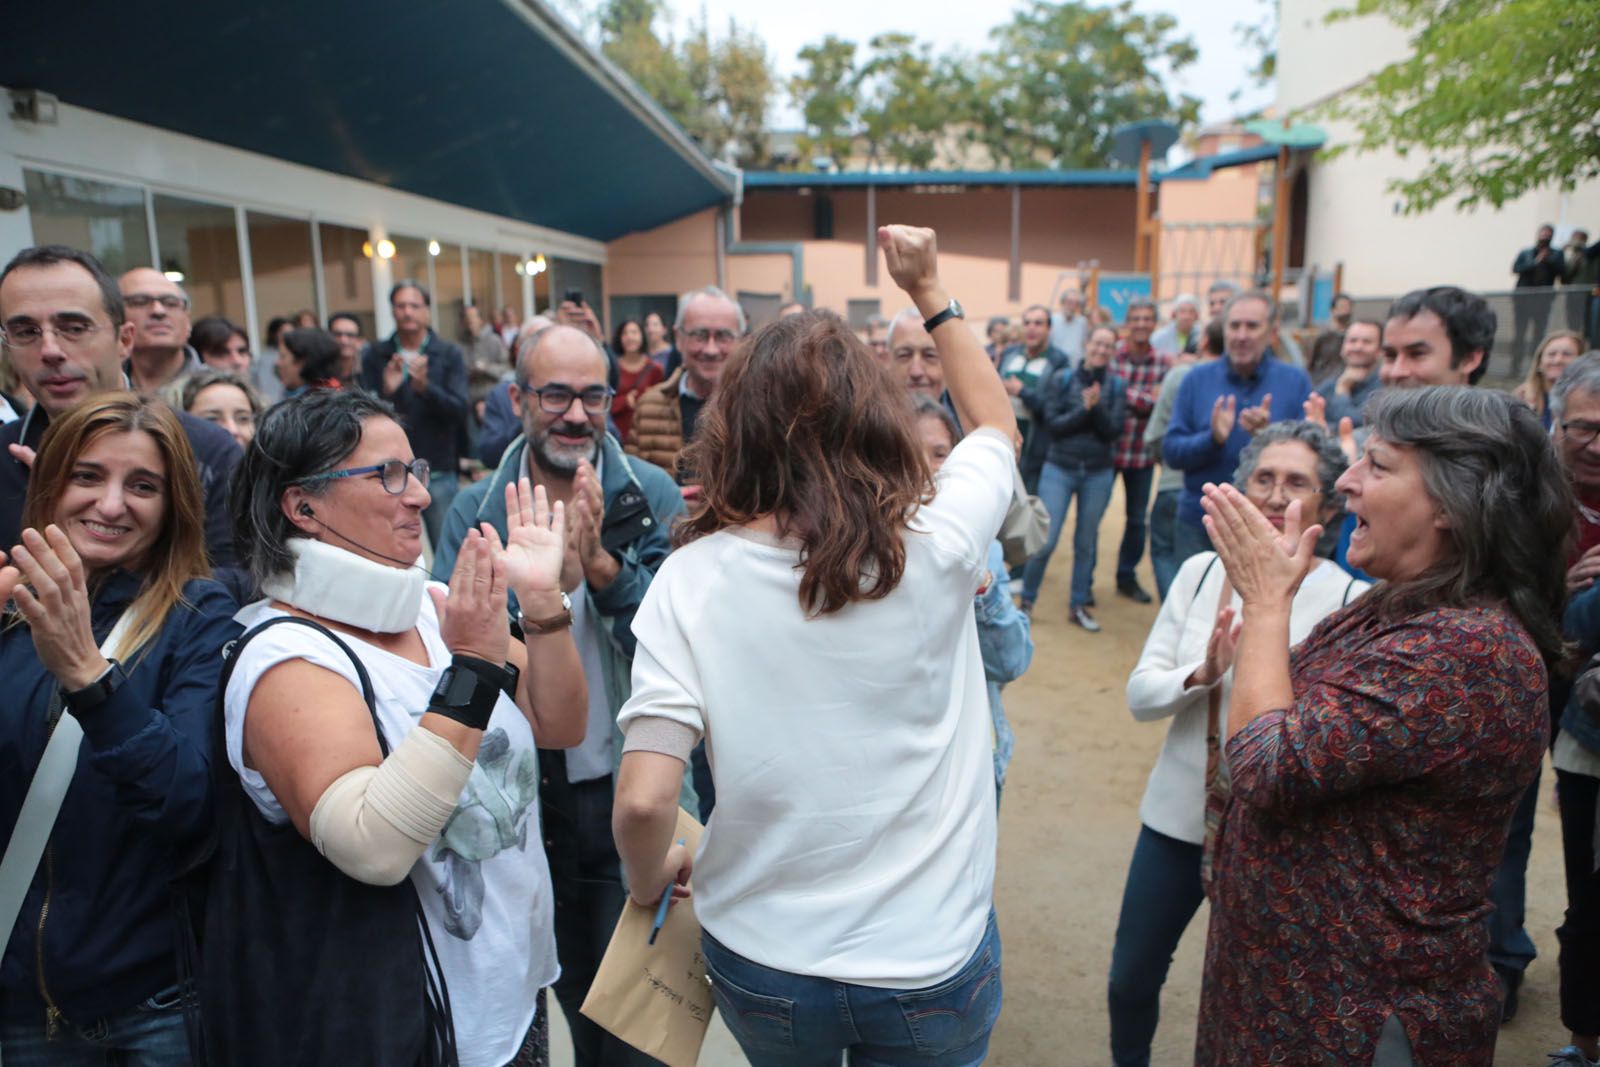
<box><xmin>297</xmin><ymin>458</ymin><xmax>431</xmax><ymax>495</ymax></box>
<box><xmin>123</xmin><ymin>293</ymin><xmax>190</xmax><ymax>311</ymax></box>
<box><xmin>0</xmin><ymin>319</ymin><xmax>102</xmax><ymax>348</ymax></box>
<box><xmin>681</xmin><ymin>328</ymin><xmax>738</xmax><ymax>347</ymax></box>
<box><xmin>1562</xmin><ymin>421</ymin><xmax>1600</xmax><ymax>447</ymax></box>
<box><xmin>525</xmin><ymin>384</ymin><xmax>615</xmax><ymax>415</ymax></box>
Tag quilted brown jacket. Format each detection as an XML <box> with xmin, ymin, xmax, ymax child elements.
<box><xmin>624</xmin><ymin>367</ymin><xmax>686</xmax><ymax>478</ymax></box>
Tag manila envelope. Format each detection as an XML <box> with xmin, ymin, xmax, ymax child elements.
<box><xmin>581</xmin><ymin>808</ymin><xmax>713</xmax><ymax>1067</ymax></box>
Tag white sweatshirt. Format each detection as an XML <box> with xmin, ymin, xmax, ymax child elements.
<box><xmin>1125</xmin><ymin>552</ymin><xmax>1369</xmax><ymax>844</ymax></box>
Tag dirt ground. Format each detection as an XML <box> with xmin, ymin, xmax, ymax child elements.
<box><xmin>555</xmin><ymin>482</ymin><xmax>1572</xmax><ymax>1067</ymax></box>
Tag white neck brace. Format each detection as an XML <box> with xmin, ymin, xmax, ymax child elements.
<box><xmin>260</xmin><ymin>538</ymin><xmax>425</xmax><ymax>634</ymax></box>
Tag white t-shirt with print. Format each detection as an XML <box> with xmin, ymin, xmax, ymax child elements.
<box><xmin>619</xmin><ymin>428</ymin><xmax>1015</xmax><ymax>989</ymax></box>
<box><xmin>225</xmin><ymin>589</ymin><xmax>557</xmax><ymax>1067</ymax></box>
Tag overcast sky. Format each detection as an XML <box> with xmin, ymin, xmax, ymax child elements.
<box><xmin>665</xmin><ymin>0</ymin><xmax>1275</xmax><ymax>140</ymax></box>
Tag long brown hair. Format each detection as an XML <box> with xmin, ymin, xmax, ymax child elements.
<box><xmin>21</xmin><ymin>392</ymin><xmax>209</xmax><ymax>661</ymax></box>
<box><xmin>677</xmin><ymin>312</ymin><xmax>932</xmax><ymax>616</ymax></box>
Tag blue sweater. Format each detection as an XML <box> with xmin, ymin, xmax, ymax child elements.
<box><xmin>1162</xmin><ymin>356</ymin><xmax>1313</xmax><ymax>526</ymax></box>
<box><xmin>0</xmin><ymin>572</ymin><xmax>240</xmax><ymax>1020</ymax></box>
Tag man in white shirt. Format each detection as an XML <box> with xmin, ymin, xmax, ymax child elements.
<box><xmin>1050</xmin><ymin>285</ymin><xmax>1088</xmax><ymax>365</ymax></box>
<box><xmin>435</xmin><ymin>325</ymin><xmax>689</xmax><ymax>1067</ymax></box>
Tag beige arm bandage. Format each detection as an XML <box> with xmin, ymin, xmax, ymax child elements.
<box><xmin>308</xmin><ymin>726</ymin><xmax>474</xmax><ymax>886</ymax></box>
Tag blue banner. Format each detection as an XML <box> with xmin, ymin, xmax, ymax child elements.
<box><xmin>1095</xmin><ymin>275</ymin><xmax>1152</xmax><ymax>324</ymax></box>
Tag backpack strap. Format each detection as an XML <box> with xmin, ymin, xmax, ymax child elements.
<box><xmin>218</xmin><ymin>615</ymin><xmax>388</xmax><ymax>753</ymax></box>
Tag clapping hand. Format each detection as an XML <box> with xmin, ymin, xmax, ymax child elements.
<box><xmin>503</xmin><ymin>478</ymin><xmax>565</xmax><ymax>603</ymax></box>
<box><xmin>571</xmin><ymin>460</ymin><xmax>619</xmax><ymax>590</ymax></box>
<box><xmin>1200</xmin><ymin>482</ymin><xmax>1321</xmax><ymax>610</ymax></box>
<box><xmin>382</xmin><ymin>354</ymin><xmax>405</xmax><ymax>397</ymax></box>
<box><xmin>431</xmin><ymin>528</ymin><xmax>510</xmax><ymax>664</ymax></box>
<box><xmin>1082</xmin><ymin>381</ymin><xmax>1102</xmax><ymax>409</ymax></box>
<box><xmin>1302</xmin><ymin>392</ymin><xmax>1327</xmax><ymax>430</ymax></box>
<box><xmin>2</xmin><ymin>527</ymin><xmax>113</xmax><ymax>690</ymax></box>
<box><xmin>1238</xmin><ymin>394</ymin><xmax>1273</xmax><ymax>434</ymax></box>
<box><xmin>1210</xmin><ymin>395</ymin><xmax>1237</xmax><ymax>444</ymax></box>
<box><xmin>1189</xmin><ymin>574</ymin><xmax>1240</xmax><ymax>689</ymax></box>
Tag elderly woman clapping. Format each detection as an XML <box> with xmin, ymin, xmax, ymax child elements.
<box><xmin>1193</xmin><ymin>387</ymin><xmax>1572</xmax><ymax>1067</ymax></box>
<box><xmin>1110</xmin><ymin>421</ymin><xmax>1367</xmax><ymax>1067</ymax></box>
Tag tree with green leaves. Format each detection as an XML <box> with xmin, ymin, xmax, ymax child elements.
<box><xmin>1322</xmin><ymin>0</ymin><xmax>1600</xmax><ymax>213</ymax></box>
<box><xmin>788</xmin><ymin>36</ymin><xmax>859</xmax><ymax>167</ymax></box>
<box><xmin>855</xmin><ymin>34</ymin><xmax>968</xmax><ymax>169</ymax></box>
<box><xmin>964</xmin><ymin>0</ymin><xmax>1201</xmax><ymax>170</ymax></box>
<box><xmin>595</xmin><ymin>0</ymin><xmax>774</xmax><ymax>167</ymax></box>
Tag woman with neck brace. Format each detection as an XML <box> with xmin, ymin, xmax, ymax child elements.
<box><xmin>222</xmin><ymin>388</ymin><xmax>586</xmax><ymax>1067</ymax></box>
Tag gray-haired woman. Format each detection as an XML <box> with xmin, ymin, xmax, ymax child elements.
<box><xmin>1196</xmin><ymin>387</ymin><xmax>1572</xmax><ymax>1066</ymax></box>
<box><xmin>1111</xmin><ymin>420</ymin><xmax>1365</xmax><ymax>1067</ymax></box>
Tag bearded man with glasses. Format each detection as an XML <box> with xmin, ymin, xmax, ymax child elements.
<box><xmin>626</xmin><ymin>286</ymin><xmax>744</xmax><ymax>483</ymax></box>
<box><xmin>434</xmin><ymin>324</ymin><xmax>691</xmax><ymax>1067</ymax></box>
<box><xmin>118</xmin><ymin>267</ymin><xmax>201</xmax><ymax>394</ymax></box>
<box><xmin>0</xmin><ymin>245</ymin><xmax>246</xmax><ymax>597</ymax></box>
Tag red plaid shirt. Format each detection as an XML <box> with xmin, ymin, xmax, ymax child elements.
<box><xmin>1110</xmin><ymin>343</ymin><xmax>1173</xmax><ymax>469</ymax></box>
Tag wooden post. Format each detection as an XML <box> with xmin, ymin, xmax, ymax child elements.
<box><xmin>1134</xmin><ymin>138</ymin><xmax>1151</xmax><ymax>273</ymax></box>
<box><xmin>1149</xmin><ymin>202</ymin><xmax>1163</xmax><ymax>304</ymax></box>
<box><xmin>1086</xmin><ymin>264</ymin><xmax>1102</xmax><ymax>319</ymax></box>
<box><xmin>1332</xmin><ymin>262</ymin><xmax>1345</xmax><ymax>302</ymax></box>
<box><xmin>1009</xmin><ymin>186</ymin><xmax>1022</xmax><ymax>303</ymax></box>
<box><xmin>865</xmin><ymin>184</ymin><xmax>878</xmax><ymax>287</ymax></box>
<box><xmin>1270</xmin><ymin>144</ymin><xmax>1289</xmax><ymax>308</ymax></box>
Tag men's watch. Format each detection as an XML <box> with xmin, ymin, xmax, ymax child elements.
<box><xmin>63</xmin><ymin>661</ymin><xmax>127</xmax><ymax>715</ymax></box>
<box><xmin>923</xmin><ymin>298</ymin><xmax>965</xmax><ymax>335</ymax></box>
<box><xmin>517</xmin><ymin>591</ymin><xmax>574</xmax><ymax>635</ymax></box>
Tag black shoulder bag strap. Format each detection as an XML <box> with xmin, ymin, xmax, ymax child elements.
<box><xmin>179</xmin><ymin>615</ymin><xmax>458</xmax><ymax>1067</ymax></box>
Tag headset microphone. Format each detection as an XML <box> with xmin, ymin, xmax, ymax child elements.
<box><xmin>296</xmin><ymin>503</ymin><xmax>444</xmax><ymax>580</ymax></box>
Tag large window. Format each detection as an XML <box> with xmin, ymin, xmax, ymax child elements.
<box><xmin>388</xmin><ymin>235</ymin><xmax>432</xmax><ymax>298</ymax></box>
<box><xmin>495</xmin><ymin>253</ymin><xmax>523</xmax><ymax>321</ymax></box>
<box><xmin>549</xmin><ymin>257</ymin><xmax>604</xmax><ymax>327</ymax></box>
<box><xmin>152</xmin><ymin>194</ymin><xmax>243</xmax><ymax>322</ymax></box>
<box><xmin>467</xmin><ymin>248</ymin><xmax>494</xmax><ymax>317</ymax></box>
<box><xmin>247</xmin><ymin>211</ymin><xmax>316</xmax><ymax>329</ymax></box>
<box><xmin>319</xmin><ymin>222</ymin><xmax>376</xmax><ymax>340</ymax></box>
<box><xmin>24</xmin><ymin>170</ymin><xmax>152</xmax><ymax>275</ymax></box>
<box><xmin>432</xmin><ymin>242</ymin><xmax>465</xmax><ymax>342</ymax></box>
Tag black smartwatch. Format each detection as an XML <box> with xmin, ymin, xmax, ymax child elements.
<box><xmin>63</xmin><ymin>661</ymin><xmax>127</xmax><ymax>716</ymax></box>
<box><xmin>923</xmin><ymin>298</ymin><xmax>965</xmax><ymax>334</ymax></box>
<box><xmin>428</xmin><ymin>655</ymin><xmax>517</xmax><ymax>731</ymax></box>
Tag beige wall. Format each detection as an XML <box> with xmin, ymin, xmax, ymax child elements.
<box><xmin>604</xmin><ymin>207</ymin><xmax>721</xmax><ymax>300</ymax></box>
<box><xmin>1279</xmin><ymin>0</ymin><xmax>1600</xmax><ymax>296</ymax></box>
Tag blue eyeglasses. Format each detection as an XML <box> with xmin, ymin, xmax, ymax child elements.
<box><xmin>296</xmin><ymin>458</ymin><xmax>430</xmax><ymax>495</ymax></box>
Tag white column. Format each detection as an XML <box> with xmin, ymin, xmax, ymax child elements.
<box><xmin>371</xmin><ymin>225</ymin><xmax>395</xmax><ymax>338</ymax></box>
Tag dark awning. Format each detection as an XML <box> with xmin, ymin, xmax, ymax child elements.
<box><xmin>1</xmin><ymin>0</ymin><xmax>735</xmax><ymax>241</ymax></box>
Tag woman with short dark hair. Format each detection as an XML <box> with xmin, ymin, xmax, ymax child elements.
<box><xmin>613</xmin><ymin>226</ymin><xmax>1018</xmax><ymax>1065</ymax></box>
<box><xmin>216</xmin><ymin>388</ymin><xmax>586</xmax><ymax>1066</ymax></box>
<box><xmin>278</xmin><ymin>328</ymin><xmax>344</xmax><ymax>394</ymax></box>
<box><xmin>1195</xmin><ymin>386</ymin><xmax>1571</xmax><ymax>1066</ymax></box>
<box><xmin>0</xmin><ymin>393</ymin><xmax>236</xmax><ymax>1065</ymax></box>
<box><xmin>190</xmin><ymin>316</ymin><xmax>252</xmax><ymax>374</ymax></box>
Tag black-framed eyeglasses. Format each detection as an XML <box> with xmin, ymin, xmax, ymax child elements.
<box><xmin>526</xmin><ymin>384</ymin><xmax>614</xmax><ymax>415</ymax></box>
<box><xmin>682</xmin><ymin>328</ymin><xmax>738</xmax><ymax>346</ymax></box>
<box><xmin>1562</xmin><ymin>421</ymin><xmax>1600</xmax><ymax>447</ymax></box>
<box><xmin>296</xmin><ymin>458</ymin><xmax>430</xmax><ymax>495</ymax></box>
<box><xmin>0</xmin><ymin>320</ymin><xmax>102</xmax><ymax>348</ymax></box>
<box><xmin>123</xmin><ymin>293</ymin><xmax>191</xmax><ymax>311</ymax></box>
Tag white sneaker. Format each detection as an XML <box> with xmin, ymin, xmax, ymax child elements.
<box><xmin>1070</xmin><ymin>606</ymin><xmax>1101</xmax><ymax>633</ymax></box>
<box><xmin>1548</xmin><ymin>1047</ymin><xmax>1600</xmax><ymax>1067</ymax></box>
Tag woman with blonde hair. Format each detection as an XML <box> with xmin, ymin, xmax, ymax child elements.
<box><xmin>614</xmin><ymin>226</ymin><xmax>1018</xmax><ymax>1065</ymax></box>
<box><xmin>1516</xmin><ymin>329</ymin><xmax>1585</xmax><ymax>429</ymax></box>
<box><xmin>0</xmin><ymin>392</ymin><xmax>238</xmax><ymax>1064</ymax></box>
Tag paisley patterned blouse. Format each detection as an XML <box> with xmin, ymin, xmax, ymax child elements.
<box><xmin>1196</xmin><ymin>599</ymin><xmax>1548</xmax><ymax>1067</ymax></box>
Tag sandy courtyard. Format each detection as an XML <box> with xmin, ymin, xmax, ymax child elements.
<box><xmin>554</xmin><ymin>481</ymin><xmax>1572</xmax><ymax>1067</ymax></box>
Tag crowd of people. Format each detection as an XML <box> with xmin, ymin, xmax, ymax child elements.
<box><xmin>0</xmin><ymin>215</ymin><xmax>1599</xmax><ymax>1067</ymax></box>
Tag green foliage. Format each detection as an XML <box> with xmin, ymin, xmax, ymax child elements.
<box><xmin>789</xmin><ymin>0</ymin><xmax>1200</xmax><ymax>172</ymax></box>
<box><xmin>1323</xmin><ymin>0</ymin><xmax>1600</xmax><ymax>212</ymax></box>
<box><xmin>596</xmin><ymin>0</ymin><xmax>775</xmax><ymax>167</ymax></box>
<box><xmin>1233</xmin><ymin>0</ymin><xmax>1277</xmax><ymax>97</ymax></box>
<box><xmin>789</xmin><ymin>36</ymin><xmax>859</xmax><ymax>166</ymax></box>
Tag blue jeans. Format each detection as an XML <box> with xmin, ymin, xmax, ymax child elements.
<box><xmin>1020</xmin><ymin>462</ymin><xmax>1116</xmax><ymax>608</ymax></box>
<box><xmin>422</xmin><ymin>468</ymin><xmax>460</xmax><ymax>550</ymax></box>
<box><xmin>1487</xmin><ymin>764</ymin><xmax>1541</xmax><ymax>976</ymax></box>
<box><xmin>0</xmin><ymin>984</ymin><xmax>191</xmax><ymax>1066</ymax></box>
<box><xmin>1114</xmin><ymin>466</ymin><xmax>1156</xmax><ymax>588</ymax></box>
<box><xmin>1107</xmin><ymin>826</ymin><xmax>1205</xmax><ymax>1067</ymax></box>
<box><xmin>1147</xmin><ymin>490</ymin><xmax>1180</xmax><ymax>601</ymax></box>
<box><xmin>702</xmin><ymin>912</ymin><xmax>1002</xmax><ymax>1067</ymax></box>
<box><xmin>1171</xmin><ymin>517</ymin><xmax>1212</xmax><ymax>570</ymax></box>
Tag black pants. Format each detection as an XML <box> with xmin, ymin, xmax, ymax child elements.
<box><xmin>1557</xmin><ymin>768</ymin><xmax>1600</xmax><ymax>1038</ymax></box>
<box><xmin>540</xmin><ymin>752</ymin><xmax>666</xmax><ymax>1067</ymax></box>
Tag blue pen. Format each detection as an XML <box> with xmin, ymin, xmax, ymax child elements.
<box><xmin>648</xmin><ymin>838</ymin><xmax>687</xmax><ymax>945</ymax></box>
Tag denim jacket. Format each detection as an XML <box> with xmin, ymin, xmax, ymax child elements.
<box><xmin>976</xmin><ymin>541</ymin><xmax>1033</xmax><ymax>790</ymax></box>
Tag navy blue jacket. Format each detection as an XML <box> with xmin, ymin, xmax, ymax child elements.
<box><xmin>0</xmin><ymin>405</ymin><xmax>245</xmax><ymax>599</ymax></box>
<box><xmin>1163</xmin><ymin>356</ymin><xmax>1313</xmax><ymax>527</ymax></box>
<box><xmin>0</xmin><ymin>572</ymin><xmax>240</xmax><ymax>1020</ymax></box>
<box><xmin>360</xmin><ymin>331</ymin><xmax>469</xmax><ymax>472</ymax></box>
<box><xmin>1040</xmin><ymin>364</ymin><xmax>1126</xmax><ymax>471</ymax></box>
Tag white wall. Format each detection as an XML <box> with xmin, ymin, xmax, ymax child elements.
<box><xmin>1278</xmin><ymin>0</ymin><xmax>1600</xmax><ymax>296</ymax></box>
<box><xmin>0</xmin><ymin>91</ymin><xmax>605</xmax><ymax>337</ymax></box>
